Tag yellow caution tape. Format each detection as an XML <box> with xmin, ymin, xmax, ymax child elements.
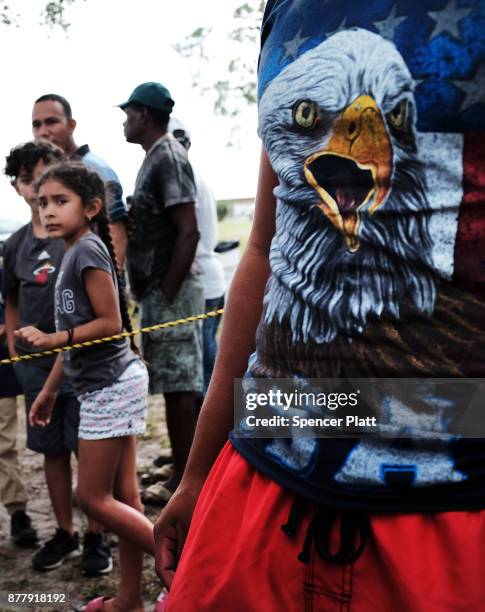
<box><xmin>0</xmin><ymin>308</ymin><xmax>224</xmax><ymax>366</ymax></box>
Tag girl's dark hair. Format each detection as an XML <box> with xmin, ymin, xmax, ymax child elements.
<box><xmin>36</xmin><ymin>162</ymin><xmax>138</xmax><ymax>354</ymax></box>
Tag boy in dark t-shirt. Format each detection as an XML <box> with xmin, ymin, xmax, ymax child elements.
<box><xmin>3</xmin><ymin>141</ymin><xmax>112</xmax><ymax>575</ymax></box>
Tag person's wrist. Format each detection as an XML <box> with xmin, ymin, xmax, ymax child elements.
<box><xmin>65</xmin><ymin>328</ymin><xmax>74</xmax><ymax>346</ymax></box>
<box><xmin>161</xmin><ymin>281</ymin><xmax>178</xmax><ymax>303</ymax></box>
<box><xmin>51</xmin><ymin>332</ymin><xmax>66</xmax><ymax>349</ymax></box>
<box><xmin>178</xmin><ymin>470</ymin><xmax>208</xmax><ymax>495</ymax></box>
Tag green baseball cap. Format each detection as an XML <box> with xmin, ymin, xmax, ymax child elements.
<box><xmin>118</xmin><ymin>82</ymin><xmax>175</xmax><ymax>113</ymax></box>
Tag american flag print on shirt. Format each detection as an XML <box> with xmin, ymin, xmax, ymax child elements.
<box><xmin>229</xmin><ymin>0</ymin><xmax>485</xmax><ymax>508</ymax></box>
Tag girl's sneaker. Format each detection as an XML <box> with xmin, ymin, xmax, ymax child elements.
<box><xmin>153</xmin><ymin>454</ymin><xmax>173</xmax><ymax>468</ymax></box>
<box><xmin>81</xmin><ymin>531</ymin><xmax>113</xmax><ymax>576</ymax></box>
<box><xmin>32</xmin><ymin>528</ymin><xmax>82</xmax><ymax>570</ymax></box>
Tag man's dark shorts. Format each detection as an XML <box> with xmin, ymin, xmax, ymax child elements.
<box><xmin>140</xmin><ymin>273</ymin><xmax>204</xmax><ymax>394</ymax></box>
<box><xmin>14</xmin><ymin>362</ymin><xmax>79</xmax><ymax>456</ymax></box>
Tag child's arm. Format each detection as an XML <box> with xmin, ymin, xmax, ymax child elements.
<box><xmin>14</xmin><ymin>325</ymin><xmax>69</xmax><ymax>351</ymax></box>
<box><xmin>154</xmin><ymin>148</ymin><xmax>278</xmax><ymax>587</ymax></box>
<box><xmin>29</xmin><ymin>354</ymin><xmax>64</xmax><ymax>427</ymax></box>
<box><xmin>15</xmin><ymin>268</ymin><xmax>122</xmax><ymax>350</ymax></box>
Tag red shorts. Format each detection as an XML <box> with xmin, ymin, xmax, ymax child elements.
<box><xmin>166</xmin><ymin>443</ymin><xmax>485</xmax><ymax>611</ymax></box>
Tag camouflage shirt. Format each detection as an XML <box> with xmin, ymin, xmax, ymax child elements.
<box><xmin>127</xmin><ymin>133</ymin><xmax>196</xmax><ymax>301</ymax></box>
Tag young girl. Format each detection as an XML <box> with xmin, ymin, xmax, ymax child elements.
<box><xmin>17</xmin><ymin>162</ymin><xmax>154</xmax><ymax>612</ymax></box>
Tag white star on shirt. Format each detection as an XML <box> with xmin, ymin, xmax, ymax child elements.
<box><xmin>374</xmin><ymin>5</ymin><xmax>407</xmax><ymax>40</ymax></box>
<box><xmin>453</xmin><ymin>64</ymin><xmax>485</xmax><ymax>112</ymax></box>
<box><xmin>428</xmin><ymin>0</ymin><xmax>472</xmax><ymax>41</ymax></box>
<box><xmin>282</xmin><ymin>28</ymin><xmax>311</xmax><ymax>62</ymax></box>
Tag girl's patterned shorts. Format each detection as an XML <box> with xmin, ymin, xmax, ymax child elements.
<box><xmin>78</xmin><ymin>360</ymin><xmax>149</xmax><ymax>440</ymax></box>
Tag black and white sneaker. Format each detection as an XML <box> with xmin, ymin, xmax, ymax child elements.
<box><xmin>10</xmin><ymin>510</ymin><xmax>38</xmax><ymax>548</ymax></box>
<box><xmin>81</xmin><ymin>532</ymin><xmax>113</xmax><ymax>576</ymax></box>
<box><xmin>32</xmin><ymin>528</ymin><xmax>82</xmax><ymax>571</ymax></box>
<box><xmin>153</xmin><ymin>454</ymin><xmax>173</xmax><ymax>468</ymax></box>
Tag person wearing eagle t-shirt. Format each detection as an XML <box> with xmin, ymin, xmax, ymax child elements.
<box><xmin>3</xmin><ymin>141</ymin><xmax>112</xmax><ymax>576</ymax></box>
<box><xmin>153</xmin><ymin>1</ymin><xmax>485</xmax><ymax>610</ymax></box>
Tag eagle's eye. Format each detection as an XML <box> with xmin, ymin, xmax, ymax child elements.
<box><xmin>387</xmin><ymin>100</ymin><xmax>408</xmax><ymax>130</ymax></box>
<box><xmin>293</xmin><ymin>100</ymin><xmax>319</xmax><ymax>130</ymax></box>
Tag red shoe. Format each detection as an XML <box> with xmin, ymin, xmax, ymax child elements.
<box><xmin>82</xmin><ymin>596</ymin><xmax>112</xmax><ymax>611</ymax></box>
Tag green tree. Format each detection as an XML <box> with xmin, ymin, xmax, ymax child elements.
<box><xmin>217</xmin><ymin>201</ymin><xmax>231</xmax><ymax>222</ymax></box>
<box><xmin>1</xmin><ymin>0</ymin><xmax>83</xmax><ymax>29</ymax></box>
<box><xmin>175</xmin><ymin>1</ymin><xmax>264</xmax><ymax>117</ymax></box>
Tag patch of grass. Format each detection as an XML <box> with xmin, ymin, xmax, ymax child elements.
<box><xmin>82</xmin><ymin>581</ymin><xmax>117</xmax><ymax>601</ymax></box>
<box><xmin>159</xmin><ymin>438</ymin><xmax>171</xmax><ymax>450</ymax></box>
<box><xmin>143</xmin><ymin>414</ymin><xmax>158</xmax><ymax>440</ymax></box>
<box><xmin>0</xmin><ymin>549</ymin><xmax>16</xmax><ymax>561</ymax></box>
<box><xmin>218</xmin><ymin>216</ymin><xmax>252</xmax><ymax>254</ymax></box>
<box><xmin>143</xmin><ymin>579</ymin><xmax>162</xmax><ymax>601</ymax></box>
<box><xmin>137</xmin><ymin>463</ymin><xmax>152</xmax><ymax>474</ymax></box>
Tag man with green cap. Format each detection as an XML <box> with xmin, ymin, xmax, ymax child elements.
<box><xmin>120</xmin><ymin>82</ymin><xmax>204</xmax><ymax>503</ymax></box>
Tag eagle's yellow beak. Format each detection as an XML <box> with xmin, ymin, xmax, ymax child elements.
<box><xmin>304</xmin><ymin>95</ymin><xmax>392</xmax><ymax>252</ymax></box>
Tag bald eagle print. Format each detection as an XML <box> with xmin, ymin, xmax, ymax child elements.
<box><xmin>253</xmin><ymin>28</ymin><xmax>485</xmax><ymax>381</ymax></box>
<box><xmin>234</xmin><ymin>20</ymin><xmax>485</xmax><ymax>496</ymax></box>
<box><xmin>259</xmin><ymin>29</ymin><xmax>439</xmax><ymax>348</ymax></box>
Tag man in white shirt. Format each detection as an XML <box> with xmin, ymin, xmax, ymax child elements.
<box><xmin>169</xmin><ymin>118</ymin><xmax>226</xmax><ymax>396</ymax></box>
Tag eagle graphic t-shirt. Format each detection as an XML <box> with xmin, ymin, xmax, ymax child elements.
<box><xmin>230</xmin><ymin>0</ymin><xmax>485</xmax><ymax>512</ymax></box>
<box><xmin>3</xmin><ymin>223</ymin><xmax>64</xmax><ymax>366</ymax></box>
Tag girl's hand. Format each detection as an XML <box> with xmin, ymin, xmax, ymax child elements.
<box><xmin>14</xmin><ymin>327</ymin><xmax>55</xmax><ymax>350</ymax></box>
<box><xmin>29</xmin><ymin>390</ymin><xmax>57</xmax><ymax>427</ymax></box>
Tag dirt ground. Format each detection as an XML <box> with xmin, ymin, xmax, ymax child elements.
<box><xmin>0</xmin><ymin>394</ymin><xmax>171</xmax><ymax>612</ymax></box>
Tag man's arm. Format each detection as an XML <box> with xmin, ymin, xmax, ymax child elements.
<box><xmin>154</xmin><ymin>148</ymin><xmax>278</xmax><ymax>586</ymax></box>
<box><xmin>178</xmin><ymin>148</ymin><xmax>277</xmax><ymax>484</ymax></box>
<box><xmin>161</xmin><ymin>203</ymin><xmax>200</xmax><ymax>303</ymax></box>
<box><xmin>105</xmin><ymin>179</ymin><xmax>128</xmax><ymax>271</ymax></box>
<box><xmin>109</xmin><ymin>220</ymin><xmax>128</xmax><ymax>271</ymax></box>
